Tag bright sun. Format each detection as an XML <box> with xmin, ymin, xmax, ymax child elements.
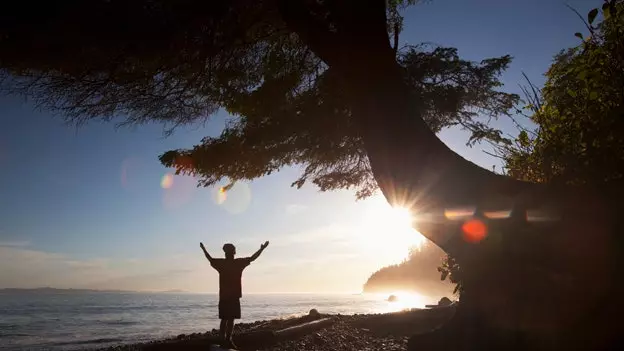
<box><xmin>358</xmin><ymin>196</ymin><xmax>427</xmax><ymax>262</ymax></box>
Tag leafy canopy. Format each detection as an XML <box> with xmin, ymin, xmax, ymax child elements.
<box><xmin>499</xmin><ymin>0</ymin><xmax>624</xmax><ymax>185</ymax></box>
<box><xmin>160</xmin><ymin>45</ymin><xmax>517</xmax><ymax>198</ymax></box>
<box><xmin>440</xmin><ymin>0</ymin><xmax>624</xmax><ymax>295</ymax></box>
<box><xmin>1</xmin><ymin>0</ymin><xmax>516</xmax><ymax>199</ymax></box>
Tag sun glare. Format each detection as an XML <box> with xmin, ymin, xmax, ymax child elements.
<box><xmin>390</xmin><ymin>291</ymin><xmax>428</xmax><ymax>311</ymax></box>
<box><xmin>378</xmin><ymin>290</ymin><xmax>428</xmax><ymax>312</ymax></box>
<box><xmin>388</xmin><ymin>207</ymin><xmax>413</xmax><ymax>226</ymax></box>
<box><xmin>359</xmin><ymin>196</ymin><xmax>427</xmax><ymax>263</ymax></box>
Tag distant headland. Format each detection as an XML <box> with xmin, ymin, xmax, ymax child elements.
<box><xmin>0</xmin><ymin>287</ymin><xmax>189</xmax><ymax>294</ymax></box>
<box><xmin>362</xmin><ymin>243</ymin><xmax>454</xmax><ymax>297</ymax></box>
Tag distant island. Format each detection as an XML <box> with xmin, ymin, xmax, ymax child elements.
<box><xmin>160</xmin><ymin>289</ymin><xmax>188</xmax><ymax>294</ymax></box>
<box><xmin>0</xmin><ymin>287</ymin><xmax>189</xmax><ymax>294</ymax></box>
<box><xmin>362</xmin><ymin>243</ymin><xmax>454</xmax><ymax>298</ymax></box>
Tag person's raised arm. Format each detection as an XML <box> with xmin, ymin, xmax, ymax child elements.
<box><xmin>200</xmin><ymin>242</ymin><xmax>214</xmax><ymax>263</ymax></box>
<box><xmin>249</xmin><ymin>241</ymin><xmax>269</xmax><ymax>262</ymax></box>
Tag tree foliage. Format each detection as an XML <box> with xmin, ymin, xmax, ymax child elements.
<box><xmin>0</xmin><ymin>0</ymin><xmax>291</xmax><ymax>129</ymax></box>
<box><xmin>0</xmin><ymin>0</ymin><xmax>517</xmax><ymax>199</ymax></box>
<box><xmin>498</xmin><ymin>0</ymin><xmax>624</xmax><ymax>185</ymax></box>
<box><xmin>440</xmin><ymin>0</ymin><xmax>624</xmax><ymax>297</ymax></box>
<box><xmin>160</xmin><ymin>45</ymin><xmax>517</xmax><ymax>198</ymax></box>
<box><xmin>363</xmin><ymin>243</ymin><xmax>453</xmax><ymax>296</ymax></box>
<box><xmin>437</xmin><ymin>254</ymin><xmax>462</xmax><ymax>296</ymax></box>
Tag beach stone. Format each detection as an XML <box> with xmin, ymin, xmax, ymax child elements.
<box><xmin>438</xmin><ymin>297</ymin><xmax>453</xmax><ymax>306</ymax></box>
<box><xmin>309</xmin><ymin>308</ymin><xmax>320</xmax><ymax>318</ymax></box>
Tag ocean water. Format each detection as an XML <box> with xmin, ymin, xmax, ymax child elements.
<box><xmin>0</xmin><ymin>291</ymin><xmax>435</xmax><ymax>351</ymax></box>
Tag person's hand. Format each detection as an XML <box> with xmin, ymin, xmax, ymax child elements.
<box><xmin>261</xmin><ymin>241</ymin><xmax>269</xmax><ymax>249</ymax></box>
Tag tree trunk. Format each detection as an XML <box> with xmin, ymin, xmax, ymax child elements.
<box><xmin>346</xmin><ymin>55</ymin><xmax>622</xmax><ymax>348</ymax></box>
<box><xmin>277</xmin><ymin>0</ymin><xmax>539</xmax><ymax>252</ymax></box>
<box><xmin>343</xmin><ymin>51</ymin><xmax>622</xmax><ymax>346</ymax></box>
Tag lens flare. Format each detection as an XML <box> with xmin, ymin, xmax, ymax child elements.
<box><xmin>161</xmin><ymin>174</ymin><xmax>174</xmax><ymax>189</ymax></box>
<box><xmin>444</xmin><ymin>207</ymin><xmax>476</xmax><ymax>220</ymax></box>
<box><xmin>120</xmin><ymin>157</ymin><xmax>144</xmax><ymax>191</ymax></box>
<box><xmin>484</xmin><ymin>210</ymin><xmax>512</xmax><ymax>219</ymax></box>
<box><xmin>162</xmin><ymin>174</ymin><xmax>196</xmax><ymax>209</ymax></box>
<box><xmin>462</xmin><ymin>219</ymin><xmax>487</xmax><ymax>243</ymax></box>
<box><xmin>213</xmin><ymin>183</ymin><xmax>252</xmax><ymax>214</ymax></box>
<box><xmin>216</xmin><ymin>187</ymin><xmax>227</xmax><ymax>204</ymax></box>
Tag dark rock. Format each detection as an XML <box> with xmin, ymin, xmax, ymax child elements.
<box><xmin>312</xmin><ymin>332</ymin><xmax>325</xmax><ymax>345</ymax></box>
<box><xmin>309</xmin><ymin>308</ymin><xmax>320</xmax><ymax>318</ymax></box>
<box><xmin>438</xmin><ymin>297</ymin><xmax>453</xmax><ymax>306</ymax></box>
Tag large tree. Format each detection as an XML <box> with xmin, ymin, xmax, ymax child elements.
<box><xmin>159</xmin><ymin>45</ymin><xmax>517</xmax><ymax>199</ymax></box>
<box><xmin>1</xmin><ymin>1</ymin><xmax>622</xmax><ymax>349</ymax></box>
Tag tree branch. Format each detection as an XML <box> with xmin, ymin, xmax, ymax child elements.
<box><xmin>393</xmin><ymin>22</ymin><xmax>400</xmax><ymax>55</ymax></box>
<box><xmin>276</xmin><ymin>0</ymin><xmax>342</xmax><ymax>65</ymax></box>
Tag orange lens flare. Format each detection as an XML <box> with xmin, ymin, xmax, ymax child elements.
<box><xmin>461</xmin><ymin>219</ymin><xmax>487</xmax><ymax>243</ymax></box>
<box><xmin>216</xmin><ymin>187</ymin><xmax>227</xmax><ymax>204</ymax></box>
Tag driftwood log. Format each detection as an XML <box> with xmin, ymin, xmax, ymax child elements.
<box><xmin>274</xmin><ymin>317</ymin><xmax>335</xmax><ymax>339</ymax></box>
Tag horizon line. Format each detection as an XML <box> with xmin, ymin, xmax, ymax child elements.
<box><xmin>0</xmin><ymin>287</ymin><xmax>364</xmax><ymax>295</ymax></box>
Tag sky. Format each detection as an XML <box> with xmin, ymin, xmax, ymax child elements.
<box><xmin>0</xmin><ymin>0</ymin><xmax>599</xmax><ymax>294</ymax></box>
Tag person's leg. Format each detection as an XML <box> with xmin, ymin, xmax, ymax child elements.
<box><xmin>219</xmin><ymin>319</ymin><xmax>227</xmax><ymax>341</ymax></box>
<box><xmin>225</xmin><ymin>319</ymin><xmax>235</xmax><ymax>341</ymax></box>
<box><xmin>218</xmin><ymin>299</ymin><xmax>229</xmax><ymax>343</ymax></box>
<box><xmin>225</xmin><ymin>299</ymin><xmax>241</xmax><ymax>348</ymax></box>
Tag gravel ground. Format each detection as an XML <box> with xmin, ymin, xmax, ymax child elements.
<box><xmin>95</xmin><ymin>307</ymin><xmax>456</xmax><ymax>351</ymax></box>
<box><xmin>262</xmin><ymin>316</ymin><xmax>410</xmax><ymax>351</ymax></box>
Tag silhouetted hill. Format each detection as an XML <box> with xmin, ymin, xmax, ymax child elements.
<box><xmin>0</xmin><ymin>287</ymin><xmax>136</xmax><ymax>294</ymax></box>
<box><xmin>363</xmin><ymin>243</ymin><xmax>454</xmax><ymax>297</ymax></box>
<box><xmin>160</xmin><ymin>289</ymin><xmax>189</xmax><ymax>294</ymax></box>
<box><xmin>0</xmin><ymin>287</ymin><xmax>189</xmax><ymax>294</ymax></box>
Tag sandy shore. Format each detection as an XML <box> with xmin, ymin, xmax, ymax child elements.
<box><xmin>95</xmin><ymin>307</ymin><xmax>455</xmax><ymax>351</ymax></box>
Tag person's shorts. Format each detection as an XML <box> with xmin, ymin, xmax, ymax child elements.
<box><xmin>218</xmin><ymin>298</ymin><xmax>241</xmax><ymax>319</ymax></box>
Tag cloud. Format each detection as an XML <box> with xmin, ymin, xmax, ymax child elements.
<box><xmin>243</xmin><ymin>252</ymin><xmax>375</xmax><ymax>294</ymax></box>
<box><xmin>0</xmin><ymin>221</ymin><xmax>418</xmax><ymax>294</ymax></box>
<box><xmin>257</xmin><ymin>252</ymin><xmax>361</xmax><ymax>271</ymax></box>
<box><xmin>0</xmin><ymin>246</ymin><xmax>213</xmax><ymax>292</ymax></box>
<box><xmin>241</xmin><ymin>223</ymin><xmax>356</xmax><ymax>248</ymax></box>
<box><xmin>86</xmin><ymin>269</ymin><xmax>197</xmax><ymax>291</ymax></box>
<box><xmin>0</xmin><ymin>240</ymin><xmax>31</xmax><ymax>247</ymax></box>
<box><xmin>64</xmin><ymin>259</ymin><xmax>109</xmax><ymax>270</ymax></box>
<box><xmin>285</xmin><ymin>204</ymin><xmax>307</xmax><ymax>215</ymax></box>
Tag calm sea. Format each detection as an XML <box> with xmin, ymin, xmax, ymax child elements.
<box><xmin>0</xmin><ymin>291</ymin><xmax>436</xmax><ymax>351</ymax></box>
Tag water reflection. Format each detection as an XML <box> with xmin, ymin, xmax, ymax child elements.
<box><xmin>373</xmin><ymin>291</ymin><xmax>428</xmax><ymax>313</ymax></box>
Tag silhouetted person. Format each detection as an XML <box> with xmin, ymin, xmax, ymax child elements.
<box><xmin>200</xmin><ymin>241</ymin><xmax>269</xmax><ymax>349</ymax></box>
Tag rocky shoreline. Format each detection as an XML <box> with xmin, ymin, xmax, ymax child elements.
<box><xmin>94</xmin><ymin>307</ymin><xmax>456</xmax><ymax>351</ymax></box>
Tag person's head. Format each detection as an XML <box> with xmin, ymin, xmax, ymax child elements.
<box><xmin>223</xmin><ymin>243</ymin><xmax>236</xmax><ymax>258</ymax></box>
